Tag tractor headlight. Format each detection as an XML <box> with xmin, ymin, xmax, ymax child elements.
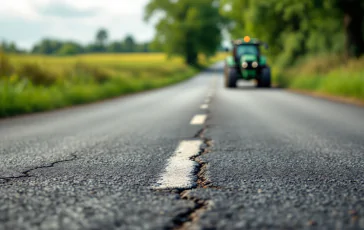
<box><xmin>242</xmin><ymin>62</ymin><xmax>248</xmax><ymax>68</ymax></box>
<box><xmin>252</xmin><ymin>61</ymin><xmax>258</xmax><ymax>68</ymax></box>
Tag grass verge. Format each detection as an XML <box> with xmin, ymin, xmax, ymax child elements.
<box><xmin>0</xmin><ymin>52</ymin><xmax>227</xmax><ymax>118</ymax></box>
<box><xmin>275</xmin><ymin>55</ymin><xmax>364</xmax><ymax>104</ymax></box>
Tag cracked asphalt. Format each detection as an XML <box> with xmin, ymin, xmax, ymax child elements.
<box><xmin>1</xmin><ymin>63</ymin><xmax>364</xmax><ymax>230</ymax></box>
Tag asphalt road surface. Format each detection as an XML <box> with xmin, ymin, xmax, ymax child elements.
<box><xmin>1</xmin><ymin>63</ymin><xmax>364</xmax><ymax>230</ymax></box>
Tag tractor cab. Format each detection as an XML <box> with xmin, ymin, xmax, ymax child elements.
<box><xmin>224</xmin><ymin>36</ymin><xmax>271</xmax><ymax>88</ymax></box>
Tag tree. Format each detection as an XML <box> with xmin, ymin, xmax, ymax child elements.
<box><xmin>58</xmin><ymin>42</ymin><xmax>83</xmax><ymax>55</ymax></box>
<box><xmin>58</xmin><ymin>44</ymin><xmax>78</xmax><ymax>56</ymax></box>
<box><xmin>1</xmin><ymin>40</ymin><xmax>25</xmax><ymax>53</ymax></box>
<box><xmin>141</xmin><ymin>42</ymin><xmax>150</xmax><ymax>52</ymax></box>
<box><xmin>31</xmin><ymin>39</ymin><xmax>63</xmax><ymax>54</ymax></box>
<box><xmin>123</xmin><ymin>35</ymin><xmax>136</xmax><ymax>52</ymax></box>
<box><xmin>144</xmin><ymin>0</ymin><xmax>224</xmax><ymax>65</ymax></box>
<box><xmin>95</xmin><ymin>28</ymin><xmax>108</xmax><ymax>47</ymax></box>
<box><xmin>8</xmin><ymin>42</ymin><xmax>17</xmax><ymax>53</ymax></box>
<box><xmin>107</xmin><ymin>41</ymin><xmax>124</xmax><ymax>53</ymax></box>
<box><xmin>338</xmin><ymin>0</ymin><xmax>364</xmax><ymax>57</ymax></box>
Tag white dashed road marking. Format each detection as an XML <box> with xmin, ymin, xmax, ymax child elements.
<box><xmin>153</xmin><ymin>85</ymin><xmax>214</xmax><ymax>189</ymax></box>
<box><xmin>200</xmin><ymin>104</ymin><xmax>209</xmax><ymax>109</ymax></box>
<box><xmin>190</xmin><ymin>114</ymin><xmax>207</xmax><ymax>125</ymax></box>
<box><xmin>153</xmin><ymin>140</ymin><xmax>203</xmax><ymax>189</ymax></box>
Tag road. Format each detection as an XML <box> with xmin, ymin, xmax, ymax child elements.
<box><xmin>1</xmin><ymin>63</ymin><xmax>364</xmax><ymax>230</ymax></box>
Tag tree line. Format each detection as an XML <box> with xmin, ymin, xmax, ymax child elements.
<box><xmin>0</xmin><ymin>28</ymin><xmax>159</xmax><ymax>55</ymax></box>
<box><xmin>144</xmin><ymin>0</ymin><xmax>364</xmax><ymax>66</ymax></box>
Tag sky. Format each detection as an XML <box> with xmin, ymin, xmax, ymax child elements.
<box><xmin>0</xmin><ymin>0</ymin><xmax>155</xmax><ymax>49</ymax></box>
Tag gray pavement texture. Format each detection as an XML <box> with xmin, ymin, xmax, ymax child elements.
<box><xmin>0</xmin><ymin>63</ymin><xmax>364</xmax><ymax>230</ymax></box>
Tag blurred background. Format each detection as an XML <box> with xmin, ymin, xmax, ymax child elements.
<box><xmin>0</xmin><ymin>0</ymin><xmax>363</xmax><ymax>117</ymax></box>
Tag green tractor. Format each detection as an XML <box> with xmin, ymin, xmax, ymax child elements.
<box><xmin>224</xmin><ymin>36</ymin><xmax>271</xmax><ymax>88</ymax></box>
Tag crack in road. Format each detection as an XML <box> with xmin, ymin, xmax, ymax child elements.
<box><xmin>0</xmin><ymin>154</ymin><xmax>78</xmax><ymax>183</ymax></box>
<box><xmin>165</xmin><ymin>90</ymin><xmax>219</xmax><ymax>230</ymax></box>
<box><xmin>193</xmin><ymin>127</ymin><xmax>205</xmax><ymax>138</ymax></box>
<box><xmin>173</xmin><ymin>137</ymin><xmax>213</xmax><ymax>230</ymax></box>
<box><xmin>171</xmin><ymin>191</ymin><xmax>210</xmax><ymax>230</ymax></box>
<box><xmin>164</xmin><ymin>125</ymin><xmax>215</xmax><ymax>230</ymax></box>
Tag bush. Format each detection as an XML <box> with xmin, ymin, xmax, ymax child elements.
<box><xmin>18</xmin><ymin>63</ymin><xmax>57</xmax><ymax>85</ymax></box>
<box><xmin>0</xmin><ymin>51</ymin><xmax>13</xmax><ymax>77</ymax></box>
<box><xmin>74</xmin><ymin>62</ymin><xmax>110</xmax><ymax>83</ymax></box>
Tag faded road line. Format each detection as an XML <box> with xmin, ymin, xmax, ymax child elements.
<box><xmin>153</xmin><ymin>140</ymin><xmax>203</xmax><ymax>189</ymax></box>
<box><xmin>190</xmin><ymin>114</ymin><xmax>207</xmax><ymax>125</ymax></box>
<box><xmin>200</xmin><ymin>104</ymin><xmax>209</xmax><ymax>109</ymax></box>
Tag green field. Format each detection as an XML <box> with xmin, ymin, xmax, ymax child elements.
<box><xmin>0</xmin><ymin>52</ymin><xmax>227</xmax><ymax>117</ymax></box>
<box><xmin>274</xmin><ymin>56</ymin><xmax>364</xmax><ymax>103</ymax></box>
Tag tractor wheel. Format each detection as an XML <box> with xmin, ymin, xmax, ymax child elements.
<box><xmin>225</xmin><ymin>67</ymin><xmax>238</xmax><ymax>88</ymax></box>
<box><xmin>257</xmin><ymin>67</ymin><xmax>271</xmax><ymax>88</ymax></box>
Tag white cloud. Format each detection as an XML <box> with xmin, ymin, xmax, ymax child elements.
<box><xmin>0</xmin><ymin>0</ymin><xmax>155</xmax><ymax>49</ymax></box>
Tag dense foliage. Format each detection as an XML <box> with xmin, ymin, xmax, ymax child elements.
<box><xmin>220</xmin><ymin>0</ymin><xmax>364</xmax><ymax>66</ymax></box>
<box><xmin>144</xmin><ymin>0</ymin><xmax>225</xmax><ymax>65</ymax></box>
